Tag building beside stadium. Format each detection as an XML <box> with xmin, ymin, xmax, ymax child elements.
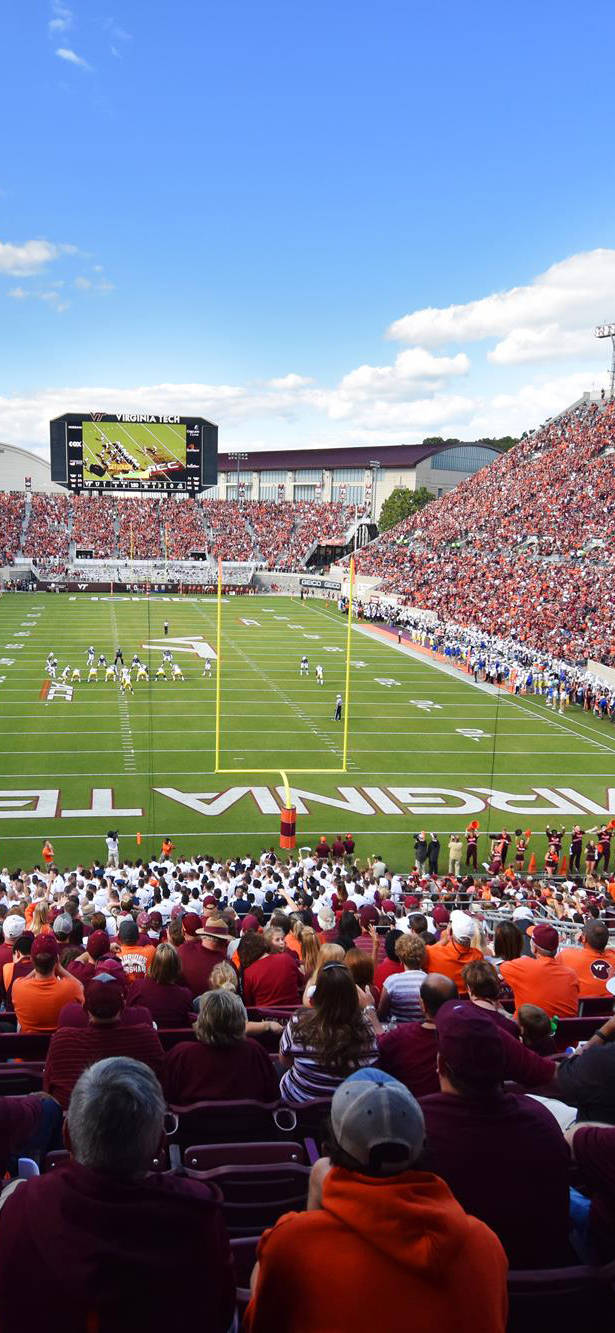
<box><xmin>214</xmin><ymin>439</ymin><xmax>504</xmax><ymax>516</ymax></box>
<box><xmin>0</xmin><ymin>441</ymin><xmax>63</xmax><ymax>493</ymax></box>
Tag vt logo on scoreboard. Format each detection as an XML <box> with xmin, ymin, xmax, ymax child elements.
<box><xmin>141</xmin><ymin>636</ymin><xmax>217</xmax><ymax>659</ymax></box>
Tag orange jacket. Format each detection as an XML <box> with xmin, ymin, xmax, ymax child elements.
<box><xmin>244</xmin><ymin>1166</ymin><xmax>508</xmax><ymax>1333</ymax></box>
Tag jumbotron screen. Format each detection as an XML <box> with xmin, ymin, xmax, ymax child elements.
<box><xmin>50</xmin><ymin>412</ymin><xmax>218</xmax><ymax>493</ymax></box>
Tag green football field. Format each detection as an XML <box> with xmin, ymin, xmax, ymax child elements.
<box><xmin>0</xmin><ymin>591</ymin><xmax>613</xmax><ymax>873</ymax></box>
<box><xmin>82</xmin><ymin>420</ymin><xmax>185</xmax><ymax>481</ymax></box>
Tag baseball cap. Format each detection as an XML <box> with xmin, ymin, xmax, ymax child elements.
<box><xmin>432</xmin><ymin>905</ymin><xmax>450</xmax><ymax>926</ymax></box>
<box><xmin>52</xmin><ymin>912</ymin><xmax>73</xmax><ymax>938</ymax></box>
<box><xmin>331</xmin><ymin>1069</ymin><xmax>425</xmax><ymax>1176</ymax></box>
<box><xmin>512</xmin><ymin>905</ymin><xmax>533</xmax><ymax>923</ymax></box>
<box><xmin>359</xmin><ymin>905</ymin><xmax>378</xmax><ymax>928</ymax></box>
<box><xmin>436</xmin><ymin>1001</ymin><xmax>505</xmax><ymax>1086</ymax></box>
<box><xmin>531</xmin><ymin>922</ymin><xmax>559</xmax><ymax>954</ymax></box>
<box><xmin>241</xmin><ymin>913</ymin><xmax>260</xmax><ymax>934</ymax></box>
<box><xmin>31</xmin><ymin>934</ymin><xmax>60</xmax><ymax>962</ymax></box>
<box><xmin>450</xmin><ymin>910</ymin><xmax>474</xmax><ymax>942</ymax></box>
<box><xmin>3</xmin><ymin>914</ymin><xmax>26</xmax><ymax>942</ymax></box>
<box><xmin>87</xmin><ymin>929</ymin><xmax>110</xmax><ymax>959</ymax></box>
<box><xmin>181</xmin><ymin>912</ymin><xmax>202</xmax><ymax>937</ymax></box>
<box><xmin>85</xmin><ymin>972</ymin><xmax>124</xmax><ymax>1019</ymax></box>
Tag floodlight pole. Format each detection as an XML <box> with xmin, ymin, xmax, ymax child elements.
<box><xmin>228</xmin><ymin>450</ymin><xmax>248</xmax><ymax>503</ymax></box>
<box><xmin>594</xmin><ymin>324</ymin><xmax>615</xmax><ymax>400</ymax></box>
<box><xmin>369</xmin><ymin>461</ymin><xmax>381</xmax><ymax>525</ymax></box>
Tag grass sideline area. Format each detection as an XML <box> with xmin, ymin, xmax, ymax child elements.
<box><xmin>0</xmin><ymin>592</ymin><xmax>612</xmax><ymax>871</ymax></box>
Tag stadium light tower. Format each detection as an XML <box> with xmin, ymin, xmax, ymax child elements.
<box><xmin>228</xmin><ymin>450</ymin><xmax>248</xmax><ymax>502</ymax></box>
<box><xmin>594</xmin><ymin>324</ymin><xmax>615</xmax><ymax>400</ymax></box>
<box><xmin>369</xmin><ymin>460</ymin><xmax>381</xmax><ymax>524</ymax></box>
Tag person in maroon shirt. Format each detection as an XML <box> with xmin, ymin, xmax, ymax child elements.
<box><xmin>377</xmin><ymin>974</ymin><xmax>457</xmax><ymax>1097</ymax></box>
<box><xmin>44</xmin><ymin>973</ymin><xmax>165</xmax><ymax>1110</ymax></box>
<box><xmin>66</xmin><ymin>928</ymin><xmax>114</xmax><ymax>987</ymax></box>
<box><xmin>128</xmin><ymin>942</ymin><xmax>194</xmax><ymax>1027</ymax></box>
<box><xmin>0</xmin><ymin>1058</ymin><xmax>235</xmax><ymax>1333</ymax></box>
<box><xmin>315</xmin><ymin>837</ymin><xmax>331</xmax><ymax>859</ymax></box>
<box><xmin>0</xmin><ymin>1092</ymin><xmax>63</xmax><ymax>1175</ymax></box>
<box><xmin>164</xmin><ymin>990</ymin><xmax>280</xmax><ymax>1104</ymax></box>
<box><xmin>242</xmin><ymin>930</ymin><xmax>300</xmax><ymax>1008</ymax></box>
<box><xmin>420</xmin><ymin>1001</ymin><xmax>571</xmax><ymax>1269</ymax></box>
<box><xmin>343</xmin><ymin>834</ymin><xmax>355</xmax><ymax>857</ymax></box>
<box><xmin>177</xmin><ymin>914</ymin><xmax>232</xmax><ymax>998</ymax></box>
<box><xmin>331</xmin><ymin>836</ymin><xmax>346</xmax><ymax>859</ymax></box>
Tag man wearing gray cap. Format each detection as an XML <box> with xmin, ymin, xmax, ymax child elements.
<box><xmin>245</xmin><ymin>1067</ymin><xmax>508</xmax><ymax>1333</ymax></box>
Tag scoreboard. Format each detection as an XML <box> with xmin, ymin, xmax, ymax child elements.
<box><xmin>50</xmin><ymin>412</ymin><xmax>218</xmax><ymax>494</ymax></box>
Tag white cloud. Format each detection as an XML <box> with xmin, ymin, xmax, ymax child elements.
<box><xmin>387</xmin><ymin>249</ymin><xmax>615</xmax><ymax>359</ymax></box>
<box><xmin>488</xmin><ymin>325</ymin><xmax>597</xmax><ymax>366</ymax></box>
<box><xmin>49</xmin><ymin>2</ymin><xmax>72</xmax><ymax>34</ymax></box>
<box><xmin>56</xmin><ymin>47</ymin><xmax>92</xmax><ymax>71</ymax></box>
<box><xmin>74</xmin><ymin>276</ymin><xmax>92</xmax><ymax>290</ymax></box>
<box><xmin>7</xmin><ymin>286</ymin><xmax>70</xmax><ymax>312</ymax></box>
<box><xmin>0</xmin><ymin>240</ymin><xmax>63</xmax><ymax>276</ymax></box>
<box><xmin>266</xmin><ymin>373</ymin><xmax>314</xmax><ymax>389</ymax></box>
<box><xmin>336</xmin><ymin>348</ymin><xmax>470</xmax><ymax>401</ymax></box>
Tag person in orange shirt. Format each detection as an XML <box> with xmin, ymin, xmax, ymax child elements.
<box><xmin>426</xmin><ymin>911</ymin><xmax>483</xmax><ymax>994</ymax></box>
<box><xmin>244</xmin><ymin>1069</ymin><xmax>508</xmax><ymax>1333</ymax></box>
<box><xmin>500</xmin><ymin>923</ymin><xmax>579</xmax><ymax>1018</ymax></box>
<box><xmin>558</xmin><ymin>920</ymin><xmax>615</xmax><ymax>997</ymax></box>
<box><xmin>12</xmin><ymin>934</ymin><xmax>84</xmax><ymax>1033</ymax></box>
<box><xmin>41</xmin><ymin>839</ymin><xmax>54</xmax><ymax>867</ymax></box>
<box><xmin>113</xmin><ymin>919</ymin><xmax>156</xmax><ymax>982</ymax></box>
<box><xmin>161</xmin><ymin>837</ymin><xmax>175</xmax><ymax>859</ymax></box>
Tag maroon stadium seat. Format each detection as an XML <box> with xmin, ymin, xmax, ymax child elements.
<box><xmin>183</xmin><ymin>1140</ymin><xmax>307</xmax><ymax>1170</ymax></box>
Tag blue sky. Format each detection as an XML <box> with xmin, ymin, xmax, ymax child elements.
<box><xmin>1</xmin><ymin>0</ymin><xmax>614</xmax><ymax>456</ymax></box>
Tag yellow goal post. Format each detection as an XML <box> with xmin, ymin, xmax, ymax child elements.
<box><xmin>214</xmin><ymin>556</ymin><xmax>356</xmax><ymax>809</ymax></box>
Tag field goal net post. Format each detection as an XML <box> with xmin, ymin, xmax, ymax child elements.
<box><xmin>214</xmin><ymin>556</ymin><xmax>356</xmax><ymax>814</ymax></box>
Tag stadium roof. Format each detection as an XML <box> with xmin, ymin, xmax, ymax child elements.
<box><xmin>218</xmin><ymin>441</ymin><xmax>500</xmax><ymax>471</ymax></box>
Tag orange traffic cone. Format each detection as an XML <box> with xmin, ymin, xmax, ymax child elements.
<box><xmin>560</xmin><ymin>855</ymin><xmax>567</xmax><ymax>875</ymax></box>
<box><xmin>528</xmin><ymin>852</ymin><xmax>536</xmax><ymax>873</ymax></box>
<box><xmin>136</xmin><ymin>832</ymin><xmax>142</xmax><ymax>846</ymax></box>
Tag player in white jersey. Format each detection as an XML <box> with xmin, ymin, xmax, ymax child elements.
<box><xmin>155</xmin><ymin>664</ymin><xmax>167</xmax><ymax>681</ymax></box>
<box><xmin>61</xmin><ymin>665</ymin><xmax>71</xmax><ymax>682</ymax></box>
<box><xmin>316</xmin><ymin>664</ymin><xmax>324</xmax><ymax>685</ymax></box>
<box><xmin>86</xmin><ymin>646</ymin><xmax>95</xmax><ymax>667</ymax></box>
<box><xmin>171</xmin><ymin>663</ymin><xmax>184</xmax><ymax>681</ymax></box>
<box><xmin>202</xmin><ymin>657</ymin><xmax>212</xmax><ymax>677</ymax></box>
<box><xmin>136</xmin><ymin>663</ymin><xmax>149</xmax><ymax>681</ymax></box>
<box><xmin>162</xmin><ymin>650</ymin><xmax>173</xmax><ymax>664</ymax></box>
<box><xmin>105</xmin><ymin>664</ymin><xmax>116</xmax><ymax>683</ymax></box>
<box><xmin>121</xmin><ymin>667</ymin><xmax>133</xmax><ymax>694</ymax></box>
<box><xmin>300</xmin><ymin>656</ymin><xmax>309</xmax><ymax>676</ymax></box>
<box><xmin>88</xmin><ymin>666</ymin><xmax>98</xmax><ymax>683</ymax></box>
<box><xmin>98</xmin><ymin>654</ymin><xmax>107</xmax><ymax>668</ymax></box>
<box><xmin>71</xmin><ymin>667</ymin><xmax>81</xmax><ymax>683</ymax></box>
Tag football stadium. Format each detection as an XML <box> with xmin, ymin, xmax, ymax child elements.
<box><xmin>1</xmin><ymin>5</ymin><xmax>615</xmax><ymax>1328</ymax></box>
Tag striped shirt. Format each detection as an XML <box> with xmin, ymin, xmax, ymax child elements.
<box><xmin>279</xmin><ymin>1014</ymin><xmax>377</xmax><ymax>1104</ymax></box>
<box><xmin>383</xmin><ymin>969</ymin><xmax>427</xmax><ymax>1022</ymax></box>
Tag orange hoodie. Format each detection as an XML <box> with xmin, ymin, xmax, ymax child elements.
<box><xmin>244</xmin><ymin>1165</ymin><xmax>508</xmax><ymax>1333</ymax></box>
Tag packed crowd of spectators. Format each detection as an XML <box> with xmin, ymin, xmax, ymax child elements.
<box><xmin>71</xmin><ymin>495</ymin><xmax>116</xmax><ymax>557</ymax></box>
<box><xmin>116</xmin><ymin>498</ymin><xmax>163</xmax><ymax>559</ymax></box>
<box><xmin>0</xmin><ymin>836</ymin><xmax>613</xmax><ymax>1330</ymax></box>
<box><xmin>22</xmin><ymin>494</ymin><xmax>71</xmax><ymax>563</ymax></box>
<box><xmin>163</xmin><ymin>499</ymin><xmax>209</xmax><ymax>558</ymax></box>
<box><xmin>0</xmin><ymin>493</ymin><xmax>25</xmax><ymax>566</ymax></box>
<box><xmin>354</xmin><ymin>401</ymin><xmax>615</xmax><ymax>663</ymax></box>
<box><xmin>202</xmin><ymin>500</ymin><xmax>255</xmax><ymax>560</ymax></box>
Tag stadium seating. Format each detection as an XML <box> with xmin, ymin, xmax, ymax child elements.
<box><xmin>354</xmin><ymin>400</ymin><xmax>615</xmax><ymax>663</ymax></box>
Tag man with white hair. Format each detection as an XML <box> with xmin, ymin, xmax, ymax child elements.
<box><xmin>0</xmin><ymin>1058</ymin><xmax>236</xmax><ymax>1331</ymax></box>
<box><xmin>425</xmin><ymin>909</ymin><xmax>483</xmax><ymax>994</ymax></box>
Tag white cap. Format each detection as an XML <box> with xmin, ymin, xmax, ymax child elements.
<box><xmin>450</xmin><ymin>910</ymin><xmax>474</xmax><ymax>942</ymax></box>
<box><xmin>512</xmin><ymin>905</ymin><xmax>533</xmax><ymax>923</ymax></box>
<box><xmin>3</xmin><ymin>914</ymin><xmax>26</xmax><ymax>941</ymax></box>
